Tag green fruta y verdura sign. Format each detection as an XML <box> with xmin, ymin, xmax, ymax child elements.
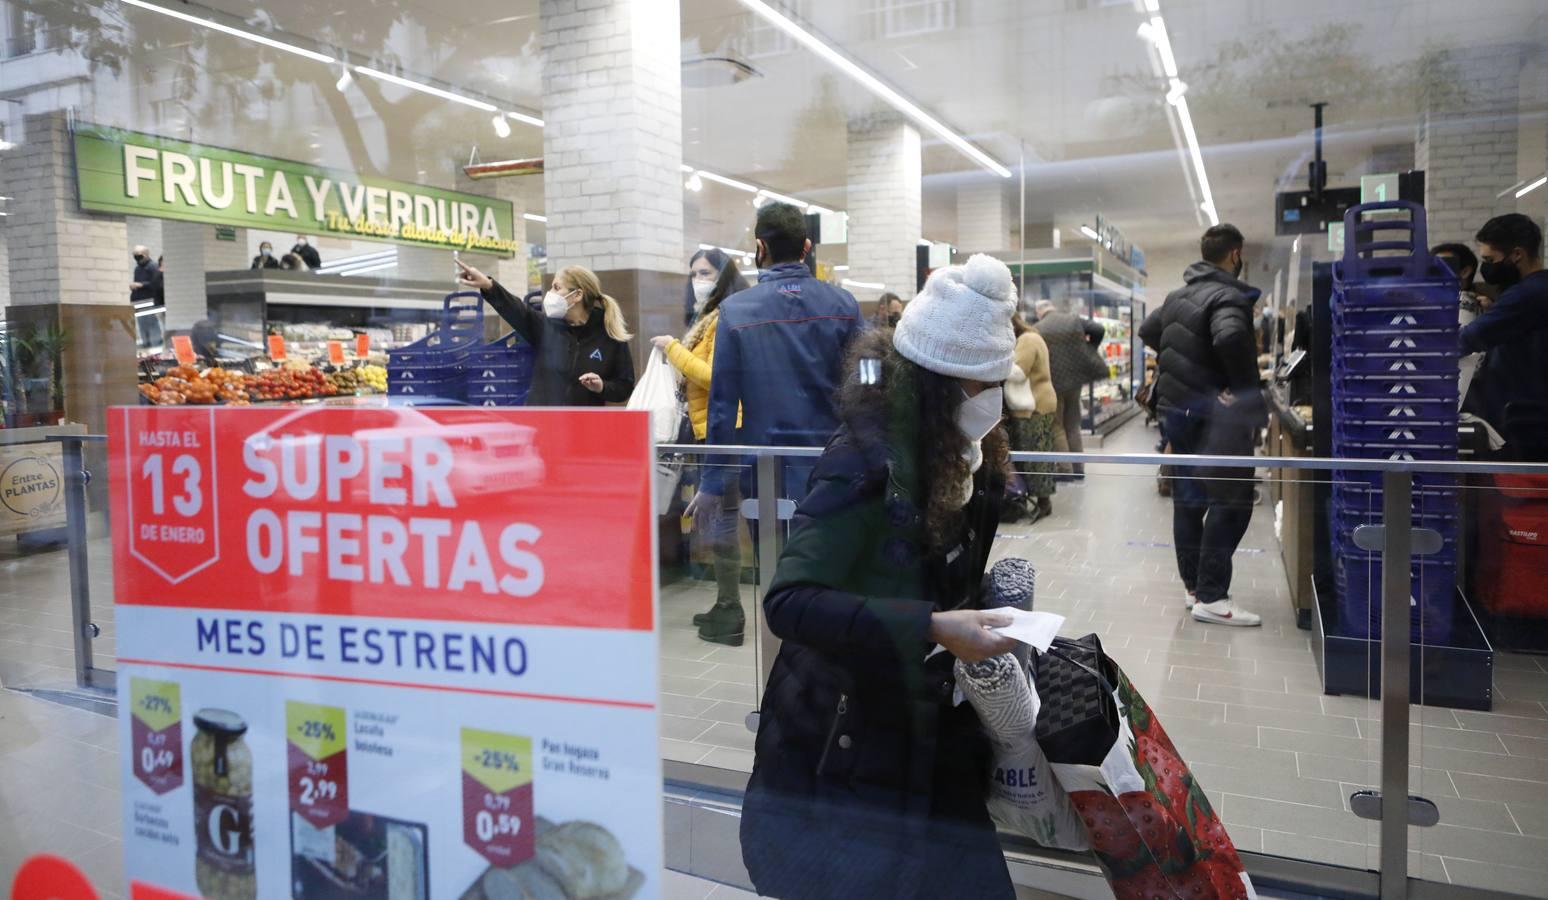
<box><xmin>73</xmin><ymin>124</ymin><xmax>517</xmax><ymax>258</ymax></box>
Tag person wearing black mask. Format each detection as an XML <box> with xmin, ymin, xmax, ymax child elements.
<box><xmin>130</xmin><ymin>245</ymin><xmax>159</xmax><ymax>303</ymax></box>
<box><xmin>1460</xmin><ymin>213</ymin><xmax>1548</xmax><ymax>458</ymax></box>
<box><xmin>290</xmin><ymin>235</ymin><xmax>322</xmax><ymax>270</ymax></box>
<box><xmin>251</xmin><ymin>242</ymin><xmax>280</xmax><ymax>270</ymax></box>
<box><xmin>873</xmin><ymin>291</ymin><xmax>904</xmax><ymax>328</ymax></box>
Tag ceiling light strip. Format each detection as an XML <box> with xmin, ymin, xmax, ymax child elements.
<box><xmin>523</xmin><ymin>213</ymin><xmax>548</xmax><ymax>223</ymax></box>
<box><xmin>354</xmin><ymin>66</ymin><xmax>496</xmax><ymax>112</ymax></box>
<box><xmin>1516</xmin><ymin>175</ymin><xmax>1547</xmax><ymax>199</ymax></box>
<box><xmin>737</xmin><ymin>0</ymin><xmax>1010</xmax><ymax>179</ymax></box>
<box><xmin>1141</xmin><ymin>6</ymin><xmax>1218</xmax><ymax>226</ymax></box>
<box><xmin>120</xmin><ymin>0</ymin><xmax>335</xmax><ymax>63</ymax></box>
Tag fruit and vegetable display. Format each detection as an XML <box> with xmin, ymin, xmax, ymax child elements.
<box><xmin>139</xmin><ymin>362</ymin><xmax>390</xmax><ymax>405</ymax></box>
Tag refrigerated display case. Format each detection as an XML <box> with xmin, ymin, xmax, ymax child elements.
<box><xmin>1008</xmin><ymin>246</ymin><xmax>1147</xmax><ymax>436</ymax></box>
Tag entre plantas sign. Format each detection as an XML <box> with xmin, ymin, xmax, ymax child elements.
<box><xmin>73</xmin><ymin>124</ymin><xmax>518</xmax><ymax>258</ymax></box>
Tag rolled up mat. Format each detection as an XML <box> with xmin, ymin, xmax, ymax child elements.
<box><xmin>983</xmin><ymin>557</ymin><xmax>1036</xmax><ymax>670</ymax></box>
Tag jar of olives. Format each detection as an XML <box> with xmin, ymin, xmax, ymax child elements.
<box><xmin>192</xmin><ymin>709</ymin><xmax>255</xmax><ymax>900</ymax></box>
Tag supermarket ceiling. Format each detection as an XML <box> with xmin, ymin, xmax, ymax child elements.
<box><xmin>18</xmin><ymin>0</ymin><xmax>1548</xmax><ymax>261</ymax></box>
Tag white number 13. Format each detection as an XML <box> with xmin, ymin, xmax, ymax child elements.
<box><xmin>142</xmin><ymin>453</ymin><xmax>203</xmax><ymax>517</ymax></box>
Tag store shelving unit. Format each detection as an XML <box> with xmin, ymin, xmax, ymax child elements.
<box><xmin>206</xmin><ymin>270</ymin><xmax>469</xmax><ymax>353</ymax></box>
<box><xmin>1007</xmin><ymin>246</ymin><xmax>1147</xmax><ymax>437</ymax></box>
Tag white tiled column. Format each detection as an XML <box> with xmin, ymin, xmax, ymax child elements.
<box><xmin>846</xmin><ymin>113</ymin><xmax>922</xmax><ymax>301</ymax></box>
<box><xmin>0</xmin><ymin>111</ymin><xmax>137</xmax><ymax>434</ymax></box>
<box><xmin>539</xmin><ymin>0</ymin><xmax>685</xmax><ymax>355</ymax></box>
<box><xmin>540</xmin><ymin>0</ymin><xmax>683</xmax><ymax>275</ymax></box>
<box><xmin>160</xmin><ymin>221</ymin><xmax>248</xmax><ymax>330</ymax></box>
<box><xmin>957</xmin><ymin>180</ymin><xmax>1013</xmax><ymax>255</ymax></box>
<box><xmin>1417</xmin><ymin>44</ymin><xmax>1527</xmax><ymax>244</ymax></box>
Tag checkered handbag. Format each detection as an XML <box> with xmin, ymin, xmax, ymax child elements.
<box><xmin>1032</xmin><ymin>634</ymin><xmax>1120</xmax><ymax>766</ymax></box>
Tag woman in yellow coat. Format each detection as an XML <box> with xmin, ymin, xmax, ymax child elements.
<box><xmin>652</xmin><ymin>249</ymin><xmax>748</xmax><ymax>644</ymax></box>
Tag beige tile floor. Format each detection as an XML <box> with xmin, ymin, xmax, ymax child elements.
<box><xmin>3</xmin><ymin>417</ymin><xmax>1548</xmax><ymax>896</ymax></box>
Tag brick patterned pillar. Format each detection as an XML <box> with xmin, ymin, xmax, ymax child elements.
<box><xmin>847</xmin><ymin>113</ymin><xmax>922</xmax><ymax>301</ymax></box>
<box><xmin>957</xmin><ymin>180</ymin><xmax>1013</xmax><ymax>255</ymax></box>
<box><xmin>1416</xmin><ymin>44</ymin><xmax>1528</xmax><ymax>244</ymax></box>
<box><xmin>540</xmin><ymin>0</ymin><xmax>685</xmax><ymax>360</ymax></box>
<box><xmin>0</xmin><ymin>111</ymin><xmax>138</xmax><ymax>442</ymax></box>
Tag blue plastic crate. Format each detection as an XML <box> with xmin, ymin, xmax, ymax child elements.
<box><xmin>1333</xmin><ymin>395</ymin><xmax>1457</xmax><ymax>422</ymax></box>
<box><xmin>1332</xmin><ymin>418</ymin><xmax>1458</xmax><ymax>446</ymax></box>
<box><xmin>1331</xmin><ymin>327</ymin><xmax>1458</xmax><ymax>354</ymax></box>
<box><xmin>471</xmin><ymin>393</ymin><xmax>529</xmax><ymax>408</ymax></box>
<box><xmin>1335</xmin><ymin>556</ymin><xmax>1455</xmax><ymax>643</ymax></box>
<box><xmin>1332</xmin><ymin>371</ymin><xmax>1459</xmax><ymax>402</ymax></box>
<box><xmin>467</xmin><ymin>362</ymin><xmax>534</xmax><ymax>385</ymax></box>
<box><xmin>1331</xmin><ymin>469</ymin><xmax>1458</xmax><ymax>494</ymax></box>
<box><xmin>1334</xmin><ymin>304</ymin><xmax>1460</xmax><ymax>333</ymax></box>
<box><xmin>1331</xmin><ymin>350</ymin><xmax>1458</xmax><ymax>376</ymax></box>
<box><xmin>1331</xmin><ymin>483</ymin><xmax>1459</xmax><ymax>516</ymax></box>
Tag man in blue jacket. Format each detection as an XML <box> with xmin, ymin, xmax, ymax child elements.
<box><xmin>695</xmin><ymin>201</ymin><xmax>862</xmax><ymax>644</ymax></box>
<box><xmin>1461</xmin><ymin>213</ymin><xmax>1548</xmax><ymax>460</ymax></box>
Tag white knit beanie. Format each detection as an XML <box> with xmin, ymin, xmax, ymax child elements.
<box><xmin>893</xmin><ymin>254</ymin><xmax>1017</xmax><ymax>381</ymax></box>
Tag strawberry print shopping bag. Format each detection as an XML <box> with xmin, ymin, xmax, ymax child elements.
<box><xmin>1051</xmin><ymin>663</ymin><xmax>1256</xmax><ymax>899</ymax></box>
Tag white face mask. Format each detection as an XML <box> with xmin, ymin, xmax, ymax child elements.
<box><xmin>691</xmin><ymin>279</ymin><xmax>715</xmax><ymax>311</ymax></box>
<box><xmin>543</xmin><ymin>288</ymin><xmax>576</xmax><ymax>319</ymax></box>
<box><xmin>956</xmin><ymin>386</ymin><xmax>1004</xmax><ymax>442</ymax></box>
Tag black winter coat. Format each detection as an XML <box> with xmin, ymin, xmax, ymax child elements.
<box><xmin>1139</xmin><ymin>261</ymin><xmax>1263</xmax><ymax>421</ymax></box>
<box><xmin>739</xmin><ymin>399</ymin><xmax>1014</xmax><ymax>900</ymax></box>
<box><xmin>481</xmin><ymin>280</ymin><xmax>636</xmax><ymax>407</ymax></box>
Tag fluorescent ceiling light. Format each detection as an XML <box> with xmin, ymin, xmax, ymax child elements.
<box><xmin>315</xmin><ymin>249</ymin><xmax>395</xmax><ymax>275</ymax></box>
<box><xmin>135</xmin><ymin>307</ymin><xmax>166</xmax><ymax>319</ymax></box>
<box><xmin>841</xmin><ymin>278</ymin><xmax>886</xmax><ymax>291</ymax></box>
<box><xmin>1144</xmin><ymin>16</ymin><xmax>1179</xmax><ymax>78</ymax></box>
<box><xmin>1165</xmin><ymin>78</ymin><xmax>1188</xmax><ymax>106</ymax></box>
<box><xmin>833</xmin><ymin>265</ymin><xmax>850</xmax><ymax>271</ymax></box>
<box><xmin>1172</xmin><ymin>96</ymin><xmax>1218</xmax><ymax>225</ymax></box>
<box><xmin>491</xmin><ymin>115</ymin><xmax>511</xmax><ymax>138</ymax></box>
<box><xmin>1143</xmin><ymin>0</ymin><xmax>1160</xmax><ymax>9</ymax></box>
<box><xmin>737</xmin><ymin>0</ymin><xmax>1010</xmax><ymax>179</ymax></box>
<box><xmin>685</xmin><ymin>173</ymin><xmax>704</xmax><ymax>192</ymax></box>
<box><xmin>134</xmin><ymin>299</ymin><xmax>157</xmax><ymax>309</ymax></box>
<box><xmin>1080</xmin><ymin>225</ymin><xmax>1101</xmax><ymax>241</ymax></box>
<box><xmin>120</xmin><ymin>0</ymin><xmax>334</xmax><ymax>63</ymax></box>
<box><xmin>354</xmin><ymin>66</ymin><xmax>496</xmax><ymax>112</ymax></box>
<box><xmin>696</xmin><ymin>170</ymin><xmax>760</xmax><ymax>193</ymax></box>
<box><xmin>341</xmin><ymin>260</ymin><xmax>399</xmax><ymax>277</ymax></box>
<box><xmin>335</xmin><ymin>65</ymin><xmax>353</xmax><ymax>92</ymax></box>
<box><xmin>807</xmin><ymin>204</ymin><xmax>834</xmax><ymax>216</ymax></box>
<box><xmin>523</xmin><ymin>213</ymin><xmax>548</xmax><ymax>223</ymax></box>
<box><xmin>505</xmin><ymin>111</ymin><xmax>544</xmax><ymax>128</ymax></box>
<box><xmin>1516</xmin><ymin>175</ymin><xmax>1547</xmax><ymax>199</ymax></box>
<box><xmin>680</xmin><ymin>164</ymin><xmax>695</xmax><ymax>173</ymax></box>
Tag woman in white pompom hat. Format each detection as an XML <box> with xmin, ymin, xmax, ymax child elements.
<box><xmin>740</xmin><ymin>254</ymin><xmax>1023</xmax><ymax>899</ymax></box>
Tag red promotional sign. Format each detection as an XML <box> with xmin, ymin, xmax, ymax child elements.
<box><xmin>125</xmin><ymin>408</ymin><xmax>220</xmax><ymax>585</ymax></box>
<box><xmin>355</xmin><ymin>333</ymin><xmax>370</xmax><ymax>358</ymax></box>
<box><xmin>267</xmin><ymin>335</ymin><xmax>286</xmax><ymax>361</ymax></box>
<box><xmin>170</xmin><ymin>335</ymin><xmax>196</xmax><ymax>366</ymax></box>
<box><xmin>109</xmin><ymin>406</ymin><xmax>654</xmax><ymax>630</ymax></box>
<box><xmin>327</xmin><ymin>341</ymin><xmax>346</xmax><ymax>365</ymax></box>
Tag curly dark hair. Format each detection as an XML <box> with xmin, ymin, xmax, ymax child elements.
<box><xmin>836</xmin><ymin>330</ymin><xmax>1008</xmax><ymax>553</ymax></box>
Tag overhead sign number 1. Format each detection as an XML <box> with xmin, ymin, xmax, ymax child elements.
<box><xmin>141</xmin><ymin>453</ymin><xmax>203</xmax><ymax>517</ymax></box>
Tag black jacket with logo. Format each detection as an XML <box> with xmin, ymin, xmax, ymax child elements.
<box><xmin>1139</xmin><ymin>261</ymin><xmax>1263</xmax><ymax>421</ymax></box>
<box><xmin>481</xmin><ymin>281</ymin><xmax>635</xmax><ymax>407</ymax></box>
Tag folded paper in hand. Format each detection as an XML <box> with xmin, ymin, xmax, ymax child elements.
<box><xmin>990</xmin><ymin>609</ymin><xmax>1064</xmax><ymax>652</ymax></box>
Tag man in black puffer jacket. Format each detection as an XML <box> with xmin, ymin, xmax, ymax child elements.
<box><xmin>1139</xmin><ymin>224</ymin><xmax>1264</xmax><ymax>627</ymax></box>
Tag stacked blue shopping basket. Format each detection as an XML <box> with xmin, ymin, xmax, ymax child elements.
<box><xmin>1329</xmin><ymin>201</ymin><xmax>1460</xmax><ymax>643</ymax></box>
<box><xmin>387</xmin><ymin>292</ymin><xmax>535</xmax><ymax>406</ymax></box>
<box><xmin>465</xmin><ymin>332</ymin><xmax>535</xmax><ymax>407</ymax></box>
<box><xmin>387</xmin><ymin>292</ymin><xmax>486</xmax><ymax>404</ymax></box>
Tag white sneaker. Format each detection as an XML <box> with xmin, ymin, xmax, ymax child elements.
<box><xmin>1191</xmin><ymin>599</ymin><xmax>1261</xmax><ymax>627</ymax></box>
<box><xmin>1184</xmin><ymin>590</ymin><xmax>1197</xmax><ymax>610</ymax></box>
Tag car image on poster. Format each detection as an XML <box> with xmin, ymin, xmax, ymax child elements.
<box><xmin>108</xmin><ymin>405</ymin><xmax>661</xmax><ymax>900</ymax></box>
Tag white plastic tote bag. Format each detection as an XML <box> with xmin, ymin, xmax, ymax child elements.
<box><xmin>628</xmin><ymin>347</ymin><xmax>685</xmax><ymax>445</ymax></box>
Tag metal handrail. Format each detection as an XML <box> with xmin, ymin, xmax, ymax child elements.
<box><xmin>663</xmin><ymin>442</ymin><xmax>1548</xmax><ymax>475</ymax></box>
